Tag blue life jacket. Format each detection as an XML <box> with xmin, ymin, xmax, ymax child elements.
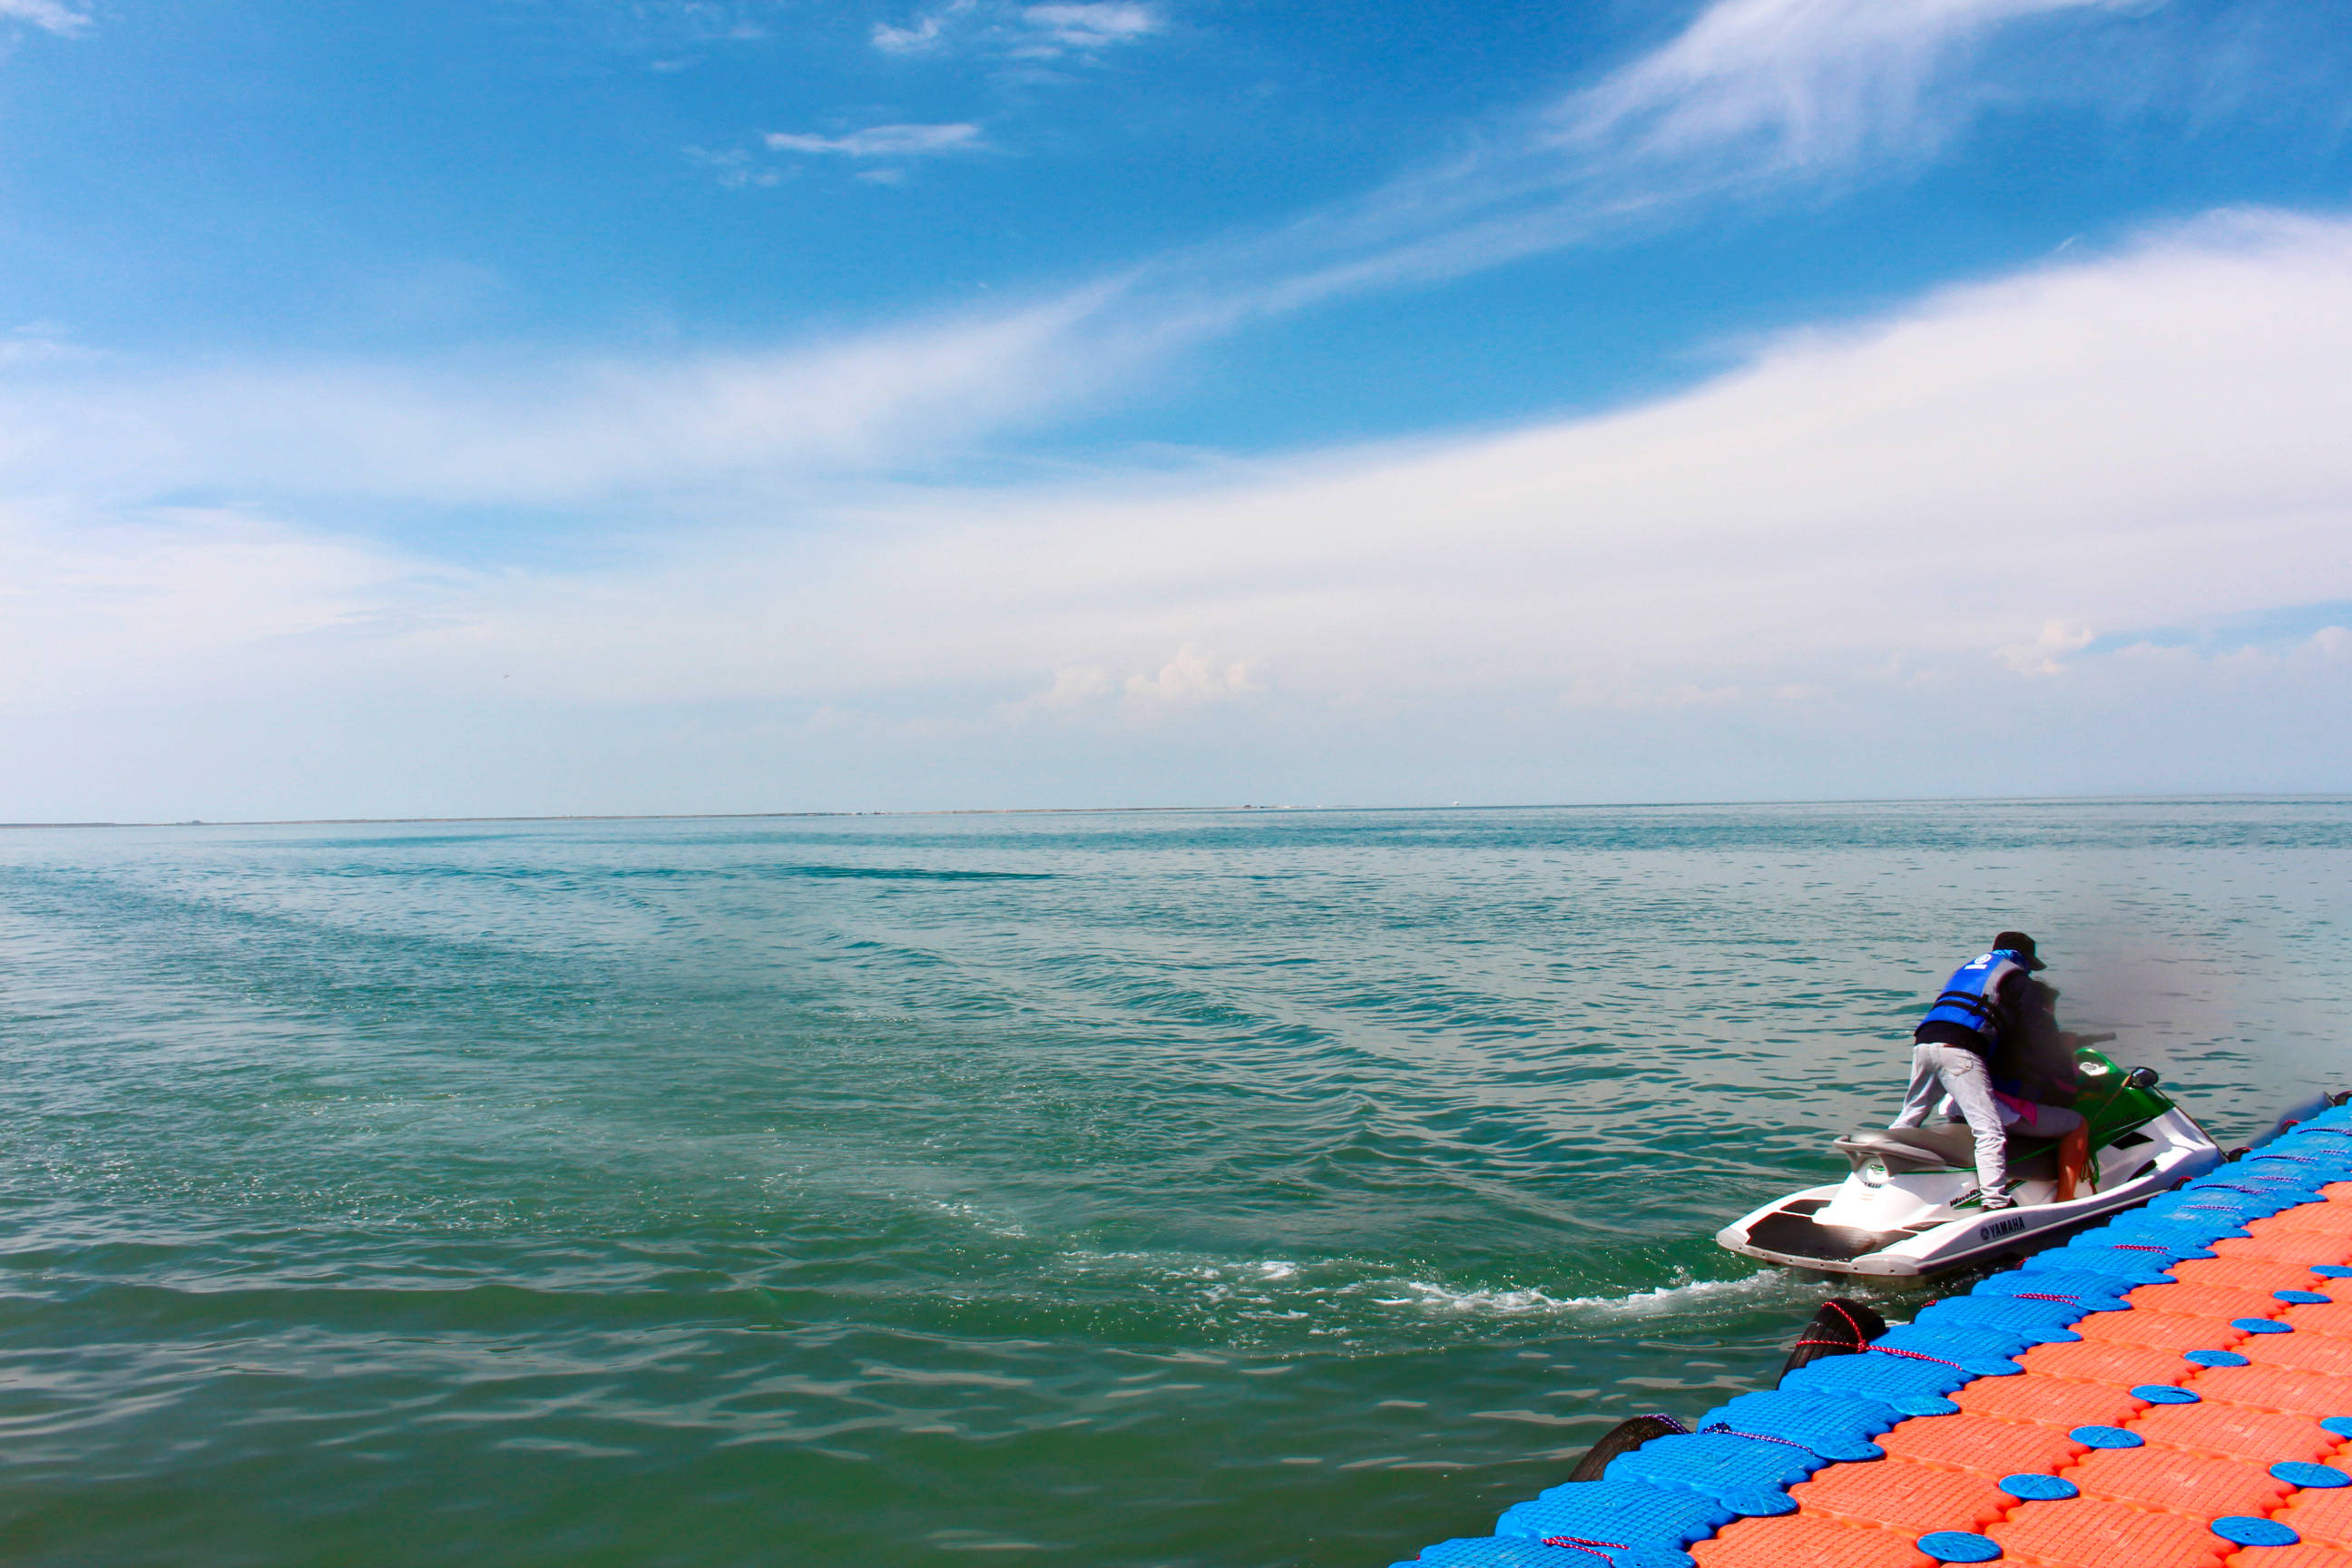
<box><xmin>1916</xmin><ymin>949</ymin><xmax>2028</xmax><ymax>1048</ymax></box>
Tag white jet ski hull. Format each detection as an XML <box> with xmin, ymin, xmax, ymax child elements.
<box><xmin>1715</xmin><ymin>1106</ymin><xmax>2223</xmax><ymax>1277</ymax></box>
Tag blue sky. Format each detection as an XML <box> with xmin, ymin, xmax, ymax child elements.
<box><xmin>4</xmin><ymin>0</ymin><xmax>2351</xmax><ymax>818</ymax></box>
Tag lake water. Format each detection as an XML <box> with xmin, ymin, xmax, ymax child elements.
<box><xmin>0</xmin><ymin>799</ymin><xmax>2346</xmax><ymax>1566</ymax></box>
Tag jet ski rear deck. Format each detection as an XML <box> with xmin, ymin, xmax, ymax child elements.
<box><xmin>1717</xmin><ymin>1048</ymin><xmax>2222</xmax><ymax>1276</ymax></box>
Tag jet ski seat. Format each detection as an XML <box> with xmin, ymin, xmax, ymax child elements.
<box><xmin>1836</xmin><ymin>1124</ymin><xmax>2062</xmax><ymax>1181</ymax></box>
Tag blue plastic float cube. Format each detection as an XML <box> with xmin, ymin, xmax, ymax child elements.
<box><xmin>1778</xmin><ymin>1346</ymin><xmax>2002</xmax><ymax>1414</ymax></box>
<box><xmin>2271</xmin><ymin>1125</ymin><xmax>2352</xmax><ymax>1152</ymax></box>
<box><xmin>1975</xmin><ymin>1269</ymin><xmax>2136</xmax><ymax>1310</ymax></box>
<box><xmin>1875</xmin><ymin>1321</ymin><xmax>2041</xmax><ymax>1361</ymax></box>
<box><xmin>1495</xmin><ymin>1478</ymin><xmax>1730</xmax><ymax>1566</ymax></box>
<box><xmin>1690</xmin><ymin>1389</ymin><xmax>1896</xmax><ymax>1461</ymax></box>
<box><xmin>2247</xmin><ymin>1140</ymin><xmax>2352</xmax><ymax>1167</ymax></box>
<box><xmin>1604</xmin><ymin>1430</ymin><xmax>1820</xmax><ymax>1515</ymax></box>
<box><xmin>2194</xmin><ymin>1182</ymin><xmax>2322</xmax><ymax>1209</ymax></box>
<box><xmin>2100</xmin><ymin>1211</ymin><xmax>2244</xmax><ymax>1248</ymax></box>
<box><xmin>2157</xmin><ymin>1187</ymin><xmax>2313</xmax><ymax>1220</ymax></box>
<box><xmin>1399</xmin><ymin>1536</ymin><xmax>1632</xmax><ymax>1568</ymax></box>
<box><xmin>2017</xmin><ymin>1246</ymin><xmax>2172</xmax><ymax>1285</ymax></box>
<box><xmin>2178</xmin><ymin>1183</ymin><xmax>2312</xmax><ymax>1209</ymax></box>
<box><xmin>1914</xmin><ymin>1294</ymin><xmax>2084</xmax><ymax>1343</ymax></box>
<box><xmin>2041</xmin><ymin>1231</ymin><xmax>2201</xmax><ymax>1269</ymax></box>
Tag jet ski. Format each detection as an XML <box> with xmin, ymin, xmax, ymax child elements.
<box><xmin>1716</xmin><ymin>1044</ymin><xmax>2224</xmax><ymax>1276</ymax></box>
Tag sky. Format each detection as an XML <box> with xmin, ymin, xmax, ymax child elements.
<box><xmin>3</xmin><ymin>0</ymin><xmax>2350</xmax><ymax>819</ymax></box>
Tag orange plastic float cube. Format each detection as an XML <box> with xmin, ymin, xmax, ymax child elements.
<box><xmin>1990</xmin><ymin>1494</ymin><xmax>2230</xmax><ymax>1568</ymax></box>
<box><xmin>1788</xmin><ymin>1456</ymin><xmax>2011</xmax><ymax>1534</ymax></box>
<box><xmin>2171</xmin><ymin>1256</ymin><xmax>2328</xmax><ymax>1293</ymax></box>
<box><xmin>2220</xmin><ymin>1544</ymin><xmax>2352</xmax><ymax>1568</ymax></box>
<box><xmin>2128</xmin><ymin>1281</ymin><xmax>2299</xmax><ymax>1319</ymax></box>
<box><xmin>2242</xmin><ymin>1333</ymin><xmax>2352</xmax><ymax>1378</ymax></box>
<box><xmin>2062</xmin><ymin>1444</ymin><xmax>2294</xmax><ymax>1517</ymax></box>
<box><xmin>1689</xmin><ymin>1513</ymin><xmax>1932</xmax><ymax>1568</ymax></box>
<box><xmin>2021</xmin><ymin>1337</ymin><xmax>2207</xmax><ymax>1388</ymax></box>
<box><xmin>2132</xmin><ymin>1399</ymin><xmax>2340</xmax><ymax>1464</ymax></box>
<box><xmin>2215</xmin><ymin>1232</ymin><xmax>2352</xmax><ymax>1268</ymax></box>
<box><xmin>1953</xmin><ymin>1375</ymin><xmax>2145</xmax><ymax>1429</ymax></box>
<box><xmin>2277</xmin><ymin>1484</ymin><xmax>2352</xmax><ymax>1551</ymax></box>
<box><xmin>2252</xmin><ymin>1201</ymin><xmax>2352</xmax><ymax>1238</ymax></box>
<box><xmin>2287</xmin><ymin>1302</ymin><xmax>2352</xmax><ymax>1338</ymax></box>
<box><xmin>2076</xmin><ymin>1308</ymin><xmax>2249</xmax><ymax>1353</ymax></box>
<box><xmin>1875</xmin><ymin>1411</ymin><xmax>2084</xmax><ymax>1475</ymax></box>
<box><xmin>2190</xmin><ymin>1363</ymin><xmax>2352</xmax><ymax>1417</ymax></box>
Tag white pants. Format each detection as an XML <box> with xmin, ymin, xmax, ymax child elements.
<box><xmin>1889</xmin><ymin>1042</ymin><xmax>2010</xmax><ymax>1191</ymax></box>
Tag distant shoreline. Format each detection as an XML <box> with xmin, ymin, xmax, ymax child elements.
<box><xmin>4</xmin><ymin>793</ymin><xmax>2343</xmax><ymax>832</ymax></box>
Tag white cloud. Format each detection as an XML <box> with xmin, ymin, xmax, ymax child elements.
<box><xmin>1998</xmin><ymin>620</ymin><xmax>2098</xmax><ymax>677</ymax></box>
<box><xmin>13</xmin><ymin>3</ymin><xmax>2348</xmax><ymax>816</ymax></box>
<box><xmin>0</xmin><ymin>505</ymin><xmax>446</xmax><ymax>711</ymax></box>
<box><xmin>872</xmin><ymin>1</ymin><xmax>973</xmax><ymax>54</ymax></box>
<box><xmin>9</xmin><ymin>208</ymin><xmax>2352</xmax><ymax>814</ymax></box>
<box><xmin>1559</xmin><ymin>0</ymin><xmax>2128</xmax><ymax>173</ymax></box>
<box><xmin>1019</xmin><ymin>3</ymin><xmax>1160</xmax><ymax>51</ymax></box>
<box><xmin>867</xmin><ymin>0</ymin><xmax>1157</xmax><ymax>60</ymax></box>
<box><xmin>685</xmin><ymin>145</ymin><xmax>786</xmax><ymax>188</ymax></box>
<box><xmin>777</xmin><ymin>0</ymin><xmax>2174</xmax><ymax>330</ymax></box>
<box><xmin>1141</xmin><ymin>0</ymin><xmax>2161</xmax><ymax>328</ymax></box>
<box><xmin>0</xmin><ymin>288</ymin><xmax>1129</xmax><ymax>506</ymax></box>
<box><xmin>1121</xmin><ymin>645</ymin><xmax>1260</xmax><ymax>709</ymax></box>
<box><xmin>763</xmin><ymin>122</ymin><xmax>985</xmax><ymax>157</ymax></box>
<box><xmin>0</xmin><ymin>0</ymin><xmax>88</xmax><ymax>36</ymax></box>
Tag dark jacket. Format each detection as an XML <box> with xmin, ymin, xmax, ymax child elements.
<box><xmin>1992</xmin><ymin>979</ymin><xmax>2080</xmax><ymax>1106</ymax></box>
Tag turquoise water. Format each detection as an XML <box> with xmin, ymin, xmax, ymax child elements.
<box><xmin>0</xmin><ymin>799</ymin><xmax>2346</xmax><ymax>1566</ymax></box>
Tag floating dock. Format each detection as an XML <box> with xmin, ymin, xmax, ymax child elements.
<box><xmin>1390</xmin><ymin>1103</ymin><xmax>2352</xmax><ymax>1568</ymax></box>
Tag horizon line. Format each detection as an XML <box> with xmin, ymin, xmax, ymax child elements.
<box><xmin>5</xmin><ymin>790</ymin><xmax>2346</xmax><ymax>833</ymax></box>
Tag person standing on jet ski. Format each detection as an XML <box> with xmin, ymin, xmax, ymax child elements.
<box><xmin>1887</xmin><ymin>932</ymin><xmax>2088</xmax><ymax>1211</ymax></box>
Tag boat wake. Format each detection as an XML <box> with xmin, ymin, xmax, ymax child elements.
<box><xmin>1368</xmin><ymin>1269</ymin><xmax>1797</xmax><ymax>1320</ymax></box>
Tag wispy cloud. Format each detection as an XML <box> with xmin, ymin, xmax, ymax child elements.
<box><xmin>15</xmin><ymin>0</ymin><xmax>2352</xmax><ymax>816</ymax></box>
<box><xmin>3</xmin><ymin>0</ymin><xmax>2321</xmax><ymax>521</ymax></box>
<box><xmin>873</xmin><ymin>0</ymin><xmax>975</xmax><ymax>55</ymax></box>
<box><xmin>1132</xmin><ymin>0</ymin><xmax>2155</xmax><ymax>329</ymax></box>
<box><xmin>1018</xmin><ymin>3</ymin><xmax>1161</xmax><ymax>52</ymax></box>
<box><xmin>0</xmin><ymin>289</ymin><xmax>1131</xmax><ymax>508</ymax></box>
<box><xmin>763</xmin><ymin>122</ymin><xmax>985</xmax><ymax>157</ymax></box>
<box><xmin>9</xmin><ymin>210</ymin><xmax>2352</xmax><ymax>810</ymax></box>
<box><xmin>796</xmin><ymin>0</ymin><xmax>2169</xmax><ymax>318</ymax></box>
<box><xmin>1558</xmin><ymin>0</ymin><xmax>2128</xmax><ymax>173</ymax></box>
<box><xmin>869</xmin><ymin>0</ymin><xmax>1161</xmax><ymax>60</ymax></box>
<box><xmin>22</xmin><ymin>0</ymin><xmax>2306</xmax><ymax>525</ymax></box>
<box><xmin>0</xmin><ymin>0</ymin><xmax>89</xmax><ymax>36</ymax></box>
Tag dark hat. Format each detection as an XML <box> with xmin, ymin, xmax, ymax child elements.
<box><xmin>1992</xmin><ymin>930</ymin><xmax>2046</xmax><ymax>970</ymax></box>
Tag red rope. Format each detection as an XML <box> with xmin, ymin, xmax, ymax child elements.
<box><xmin>1541</xmin><ymin>1535</ymin><xmax>1628</xmax><ymax>1562</ymax></box>
<box><xmin>2010</xmin><ymin>1291</ymin><xmax>2078</xmax><ymax>1302</ymax></box>
<box><xmin>1790</xmin><ymin>1339</ymin><xmax>1970</xmax><ymax>1370</ymax></box>
<box><xmin>1866</xmin><ymin>1346</ymin><xmax>1967</xmax><ymax>1368</ymax></box>
<box><xmin>1790</xmin><ymin>1302</ymin><xmax>1875</xmax><ymax>1354</ymax></box>
<box><xmin>1700</xmin><ymin>1422</ymin><xmax>1819</xmax><ymax>1456</ymax></box>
